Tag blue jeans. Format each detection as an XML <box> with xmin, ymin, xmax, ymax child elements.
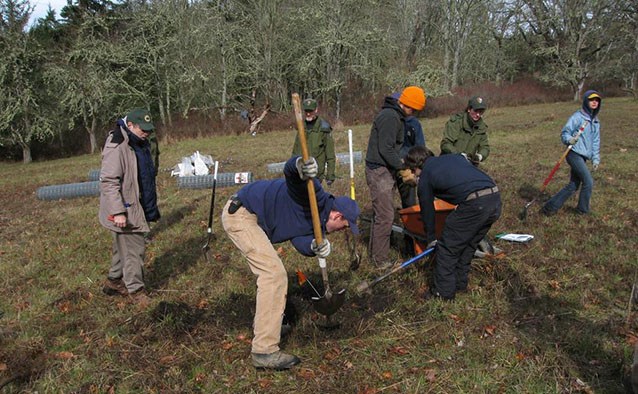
<box><xmin>544</xmin><ymin>151</ymin><xmax>593</xmax><ymax>214</ymax></box>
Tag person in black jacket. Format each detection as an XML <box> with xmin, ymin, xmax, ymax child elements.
<box><xmin>365</xmin><ymin>86</ymin><xmax>426</xmax><ymax>269</ymax></box>
<box><xmin>404</xmin><ymin>146</ymin><xmax>501</xmax><ymax>300</ymax></box>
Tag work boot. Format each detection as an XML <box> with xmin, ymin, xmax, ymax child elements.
<box><xmin>541</xmin><ymin>206</ymin><xmax>556</xmax><ymax>217</ymax></box>
<box><xmin>102</xmin><ymin>278</ymin><xmax>127</xmax><ymax>297</ymax></box>
<box><xmin>252</xmin><ymin>351</ymin><xmax>301</xmax><ymax>370</ymax></box>
<box><xmin>129</xmin><ymin>288</ymin><xmax>152</xmax><ymax>309</ymax></box>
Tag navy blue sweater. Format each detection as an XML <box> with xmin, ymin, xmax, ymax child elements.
<box><xmin>237</xmin><ymin>156</ymin><xmax>335</xmax><ymax>256</ymax></box>
<box><xmin>417</xmin><ymin>154</ymin><xmax>495</xmax><ymax>242</ymax></box>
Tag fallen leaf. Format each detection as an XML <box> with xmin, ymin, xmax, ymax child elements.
<box><xmin>548</xmin><ymin>280</ymin><xmax>561</xmax><ymax>290</ymax></box>
<box><xmin>381</xmin><ymin>371</ymin><xmax>393</xmax><ymax>379</ymax></box>
<box><xmin>424</xmin><ymin>368</ymin><xmax>436</xmax><ymax>382</ymax></box>
<box><xmin>297</xmin><ymin>368</ymin><xmax>316</xmax><ymax>379</ymax></box>
<box><xmin>258</xmin><ymin>379</ymin><xmax>272</xmax><ymax>388</ymax></box>
<box><xmin>196</xmin><ymin>299</ymin><xmax>209</xmax><ymax>309</ymax></box>
<box><xmin>221</xmin><ymin>342</ymin><xmax>233</xmax><ymax>351</ymax></box>
<box><xmin>358</xmin><ymin>387</ymin><xmax>379</xmax><ymax>394</ymax></box>
<box><xmin>160</xmin><ymin>355</ymin><xmax>176</xmax><ymax>365</ymax></box>
<box><xmin>343</xmin><ymin>361</ymin><xmax>354</xmax><ymax>369</ymax></box>
<box><xmin>449</xmin><ymin>314</ymin><xmax>463</xmax><ymax>323</ymax></box>
<box><xmin>323</xmin><ymin>347</ymin><xmax>342</xmax><ymax>360</ymax></box>
<box><xmin>389</xmin><ymin>346</ymin><xmax>409</xmax><ymax>355</ymax></box>
<box><xmin>515</xmin><ymin>352</ymin><xmax>526</xmax><ymax>361</ymax></box>
<box><xmin>195</xmin><ymin>373</ymin><xmax>206</xmax><ymax>382</ymax></box>
<box><xmin>276</xmin><ymin>247</ymin><xmax>285</xmax><ymax>256</ymax></box>
<box><xmin>483</xmin><ymin>325</ymin><xmax>496</xmax><ymax>337</ymax></box>
<box><xmin>56</xmin><ymin>351</ymin><xmax>75</xmax><ymax>360</ymax></box>
<box><xmin>0</xmin><ymin>363</ymin><xmax>7</xmax><ymax>371</ymax></box>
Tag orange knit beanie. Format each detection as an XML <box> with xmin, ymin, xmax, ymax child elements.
<box><xmin>399</xmin><ymin>86</ymin><xmax>426</xmax><ymax>111</ymax></box>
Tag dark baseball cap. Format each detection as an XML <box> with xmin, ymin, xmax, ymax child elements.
<box><xmin>303</xmin><ymin>99</ymin><xmax>318</xmax><ymax>111</ymax></box>
<box><xmin>468</xmin><ymin>96</ymin><xmax>487</xmax><ymax>111</ymax></box>
<box><xmin>127</xmin><ymin>108</ymin><xmax>155</xmax><ymax>131</ymax></box>
<box><xmin>333</xmin><ymin>196</ymin><xmax>360</xmax><ymax>235</ymax></box>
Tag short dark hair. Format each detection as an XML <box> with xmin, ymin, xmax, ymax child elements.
<box><xmin>405</xmin><ymin>146</ymin><xmax>434</xmax><ymax>170</ymax></box>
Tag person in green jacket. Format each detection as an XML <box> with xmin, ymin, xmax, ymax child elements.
<box><xmin>440</xmin><ymin>96</ymin><xmax>490</xmax><ymax>165</ymax></box>
<box><xmin>292</xmin><ymin>98</ymin><xmax>336</xmax><ymax>185</ymax></box>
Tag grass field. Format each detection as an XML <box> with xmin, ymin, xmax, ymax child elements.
<box><xmin>1</xmin><ymin>98</ymin><xmax>637</xmax><ymax>393</ymax></box>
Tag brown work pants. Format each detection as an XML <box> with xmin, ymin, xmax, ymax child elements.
<box><xmin>365</xmin><ymin>165</ymin><xmax>397</xmax><ymax>264</ymax></box>
<box><xmin>109</xmin><ymin>231</ymin><xmax>146</xmax><ymax>293</ymax></box>
<box><xmin>221</xmin><ymin>200</ymin><xmax>287</xmax><ymax>354</ymax></box>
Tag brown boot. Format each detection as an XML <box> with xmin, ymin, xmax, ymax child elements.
<box><xmin>129</xmin><ymin>288</ymin><xmax>152</xmax><ymax>308</ymax></box>
<box><xmin>102</xmin><ymin>278</ymin><xmax>127</xmax><ymax>296</ymax></box>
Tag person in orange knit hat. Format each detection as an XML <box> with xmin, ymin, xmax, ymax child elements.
<box><xmin>365</xmin><ymin>86</ymin><xmax>426</xmax><ymax>270</ymax></box>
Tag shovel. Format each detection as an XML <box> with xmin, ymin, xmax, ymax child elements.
<box><xmin>346</xmin><ymin>129</ymin><xmax>361</xmax><ymax>270</ymax></box>
<box><xmin>202</xmin><ymin>160</ymin><xmax>219</xmax><ymax>262</ymax></box>
<box><xmin>292</xmin><ymin>93</ymin><xmax>346</xmax><ymax>319</ymax></box>
<box><xmin>518</xmin><ymin>120</ymin><xmax>588</xmax><ymax>221</ymax></box>
<box><xmin>356</xmin><ymin>246</ymin><xmax>435</xmax><ymax>293</ymax></box>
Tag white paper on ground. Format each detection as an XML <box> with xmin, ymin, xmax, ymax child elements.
<box><xmin>496</xmin><ymin>233</ymin><xmax>534</xmax><ymax>243</ymax></box>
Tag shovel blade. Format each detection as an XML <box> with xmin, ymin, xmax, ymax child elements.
<box><xmin>311</xmin><ymin>288</ymin><xmax>346</xmax><ymax>316</ymax></box>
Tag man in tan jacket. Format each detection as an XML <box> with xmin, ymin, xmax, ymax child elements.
<box><xmin>98</xmin><ymin>108</ymin><xmax>160</xmax><ymax>307</ymax></box>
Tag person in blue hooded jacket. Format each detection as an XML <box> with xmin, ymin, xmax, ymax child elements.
<box><xmin>221</xmin><ymin>155</ymin><xmax>360</xmax><ymax>370</ymax></box>
<box><xmin>542</xmin><ymin>90</ymin><xmax>602</xmax><ymax>215</ymax></box>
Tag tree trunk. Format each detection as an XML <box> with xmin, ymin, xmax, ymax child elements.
<box><xmin>22</xmin><ymin>144</ymin><xmax>32</xmax><ymax>164</ymax></box>
<box><xmin>88</xmin><ymin>116</ymin><xmax>98</xmax><ymax>154</ymax></box>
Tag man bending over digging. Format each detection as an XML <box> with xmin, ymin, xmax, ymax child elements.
<box><xmin>221</xmin><ymin>155</ymin><xmax>360</xmax><ymax>370</ymax></box>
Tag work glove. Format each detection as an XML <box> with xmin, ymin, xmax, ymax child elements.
<box><xmin>593</xmin><ymin>163</ymin><xmax>599</xmax><ymax>171</ymax></box>
<box><xmin>326</xmin><ymin>179</ymin><xmax>334</xmax><ymax>186</ymax></box>
<box><xmin>460</xmin><ymin>152</ymin><xmax>469</xmax><ymax>161</ymax></box>
<box><xmin>426</xmin><ymin>240</ymin><xmax>437</xmax><ymax>250</ymax></box>
<box><xmin>295</xmin><ymin>157</ymin><xmax>318</xmax><ymax>180</ymax></box>
<box><xmin>568</xmin><ymin>135</ymin><xmax>580</xmax><ymax>145</ymax></box>
<box><xmin>472</xmin><ymin>153</ymin><xmax>483</xmax><ymax>163</ymax></box>
<box><xmin>398</xmin><ymin>169</ymin><xmax>417</xmax><ymax>186</ymax></box>
<box><xmin>311</xmin><ymin>238</ymin><xmax>331</xmax><ymax>258</ymax></box>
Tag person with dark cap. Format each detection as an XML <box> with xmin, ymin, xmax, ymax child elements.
<box><xmin>365</xmin><ymin>86</ymin><xmax>426</xmax><ymax>269</ymax></box>
<box><xmin>403</xmin><ymin>146</ymin><xmax>502</xmax><ymax>301</ymax></box>
<box><xmin>99</xmin><ymin>108</ymin><xmax>161</xmax><ymax>308</ymax></box>
<box><xmin>542</xmin><ymin>90</ymin><xmax>602</xmax><ymax>216</ymax></box>
<box><xmin>292</xmin><ymin>98</ymin><xmax>336</xmax><ymax>185</ymax></box>
<box><xmin>221</xmin><ymin>155</ymin><xmax>360</xmax><ymax>370</ymax></box>
<box><xmin>440</xmin><ymin>95</ymin><xmax>490</xmax><ymax>165</ymax></box>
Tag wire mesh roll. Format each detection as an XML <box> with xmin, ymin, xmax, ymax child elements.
<box><xmin>36</xmin><ymin>181</ymin><xmax>100</xmax><ymax>200</ymax></box>
<box><xmin>176</xmin><ymin>172</ymin><xmax>253</xmax><ymax>189</ymax></box>
<box><xmin>88</xmin><ymin>169</ymin><xmax>100</xmax><ymax>181</ymax></box>
<box><xmin>266</xmin><ymin>151</ymin><xmax>362</xmax><ymax>173</ymax></box>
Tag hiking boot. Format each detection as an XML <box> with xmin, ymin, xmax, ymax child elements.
<box><xmin>541</xmin><ymin>206</ymin><xmax>556</xmax><ymax>217</ymax></box>
<box><xmin>129</xmin><ymin>288</ymin><xmax>152</xmax><ymax>308</ymax></box>
<box><xmin>102</xmin><ymin>278</ymin><xmax>127</xmax><ymax>297</ymax></box>
<box><xmin>252</xmin><ymin>351</ymin><xmax>301</xmax><ymax>370</ymax></box>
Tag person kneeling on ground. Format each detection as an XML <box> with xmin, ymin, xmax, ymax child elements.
<box><xmin>404</xmin><ymin>146</ymin><xmax>502</xmax><ymax>301</ymax></box>
<box><xmin>221</xmin><ymin>155</ymin><xmax>360</xmax><ymax>370</ymax></box>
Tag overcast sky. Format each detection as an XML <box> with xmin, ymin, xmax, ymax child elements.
<box><xmin>29</xmin><ymin>0</ymin><xmax>67</xmax><ymax>24</ymax></box>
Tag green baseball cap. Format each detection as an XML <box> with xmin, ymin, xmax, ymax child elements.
<box><xmin>302</xmin><ymin>99</ymin><xmax>318</xmax><ymax>111</ymax></box>
<box><xmin>127</xmin><ymin>108</ymin><xmax>155</xmax><ymax>131</ymax></box>
<box><xmin>467</xmin><ymin>96</ymin><xmax>487</xmax><ymax>111</ymax></box>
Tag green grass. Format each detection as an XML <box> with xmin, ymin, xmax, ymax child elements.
<box><xmin>1</xmin><ymin>98</ymin><xmax>637</xmax><ymax>392</ymax></box>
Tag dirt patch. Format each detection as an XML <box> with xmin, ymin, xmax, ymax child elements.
<box><xmin>0</xmin><ymin>341</ymin><xmax>47</xmax><ymax>391</ymax></box>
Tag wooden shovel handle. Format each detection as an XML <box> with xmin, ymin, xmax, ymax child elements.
<box><xmin>292</xmin><ymin>93</ymin><xmax>323</xmax><ymax>245</ymax></box>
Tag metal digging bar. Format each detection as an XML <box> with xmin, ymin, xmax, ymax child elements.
<box><xmin>518</xmin><ymin>120</ymin><xmax>588</xmax><ymax>221</ymax></box>
<box><xmin>292</xmin><ymin>93</ymin><xmax>345</xmax><ymax>322</ymax></box>
<box><xmin>346</xmin><ymin>129</ymin><xmax>361</xmax><ymax>270</ymax></box>
<box><xmin>202</xmin><ymin>161</ymin><xmax>219</xmax><ymax>262</ymax></box>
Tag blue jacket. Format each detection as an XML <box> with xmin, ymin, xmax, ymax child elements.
<box><xmin>237</xmin><ymin>156</ymin><xmax>335</xmax><ymax>256</ymax></box>
<box><xmin>561</xmin><ymin>90</ymin><xmax>601</xmax><ymax>165</ymax></box>
<box><xmin>400</xmin><ymin>116</ymin><xmax>425</xmax><ymax>158</ymax></box>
